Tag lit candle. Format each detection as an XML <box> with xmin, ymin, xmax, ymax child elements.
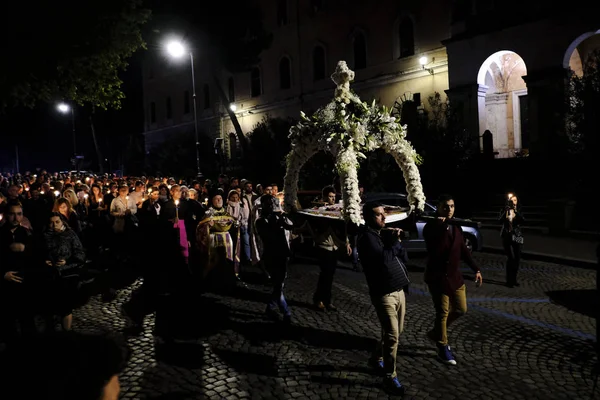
<box><xmin>147</xmin><ymin>188</ymin><xmax>152</xmax><ymax>193</ymax></box>
<box><xmin>40</xmin><ymin>191</ymin><xmax>45</xmax><ymax>195</ymax></box>
<box><xmin>25</xmin><ymin>187</ymin><xmax>29</xmax><ymax>191</ymax></box>
<box><xmin>508</xmin><ymin>193</ymin><xmax>513</xmax><ymax>199</ymax></box>
<box><xmin>175</xmin><ymin>199</ymin><xmax>179</xmax><ymax>220</ymax></box>
<box><xmin>54</xmin><ymin>190</ymin><xmax>60</xmax><ymax>197</ymax></box>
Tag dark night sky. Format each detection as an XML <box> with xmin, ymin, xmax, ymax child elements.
<box><xmin>0</xmin><ymin>45</ymin><xmax>144</xmax><ymax>174</ymax></box>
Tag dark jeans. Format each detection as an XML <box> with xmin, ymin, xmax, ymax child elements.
<box><xmin>502</xmin><ymin>237</ymin><xmax>522</xmax><ymax>285</ymax></box>
<box><xmin>264</xmin><ymin>254</ymin><xmax>290</xmax><ymax>316</ymax></box>
<box><xmin>313</xmin><ymin>247</ymin><xmax>338</xmax><ymax>305</ymax></box>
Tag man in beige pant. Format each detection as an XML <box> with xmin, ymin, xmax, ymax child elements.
<box><xmin>357</xmin><ymin>202</ymin><xmax>410</xmax><ymax>396</ymax></box>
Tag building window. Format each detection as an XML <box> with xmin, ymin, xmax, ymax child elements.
<box><xmin>353</xmin><ymin>32</ymin><xmax>367</xmax><ymax>70</ymax></box>
<box><xmin>399</xmin><ymin>17</ymin><xmax>415</xmax><ymax>58</ymax></box>
<box><xmin>277</xmin><ymin>0</ymin><xmax>288</xmax><ymax>26</ymax></box>
<box><xmin>203</xmin><ymin>84</ymin><xmax>210</xmax><ymax>109</ymax></box>
<box><xmin>150</xmin><ymin>102</ymin><xmax>156</xmax><ymax>124</ymax></box>
<box><xmin>251</xmin><ymin>67</ymin><xmax>262</xmax><ymax>97</ymax></box>
<box><xmin>166</xmin><ymin>97</ymin><xmax>172</xmax><ymax>120</ymax></box>
<box><xmin>313</xmin><ymin>45</ymin><xmax>326</xmax><ymax>81</ymax></box>
<box><xmin>184</xmin><ymin>91</ymin><xmax>190</xmax><ymax>114</ymax></box>
<box><xmin>228</xmin><ymin>77</ymin><xmax>235</xmax><ymax>103</ymax></box>
<box><xmin>279</xmin><ymin>57</ymin><xmax>291</xmax><ymax>89</ymax></box>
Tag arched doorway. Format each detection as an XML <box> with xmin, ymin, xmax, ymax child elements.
<box><xmin>477</xmin><ymin>51</ymin><xmax>528</xmax><ymax>158</ymax></box>
<box><xmin>564</xmin><ymin>29</ymin><xmax>600</xmax><ymax>77</ymax></box>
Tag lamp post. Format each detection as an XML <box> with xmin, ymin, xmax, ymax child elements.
<box><xmin>166</xmin><ymin>40</ymin><xmax>202</xmax><ymax>177</ymax></box>
<box><xmin>57</xmin><ymin>102</ymin><xmax>77</xmax><ymax>169</ymax></box>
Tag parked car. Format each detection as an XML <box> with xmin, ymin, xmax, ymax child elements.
<box><xmin>363</xmin><ymin>193</ymin><xmax>483</xmax><ymax>252</ymax></box>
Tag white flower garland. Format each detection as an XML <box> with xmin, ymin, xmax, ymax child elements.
<box><xmin>283</xmin><ymin>61</ymin><xmax>425</xmax><ymax>225</ymax></box>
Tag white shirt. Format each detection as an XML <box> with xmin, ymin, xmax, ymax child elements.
<box><xmin>110</xmin><ymin>196</ymin><xmax>137</xmax><ymax>216</ymax></box>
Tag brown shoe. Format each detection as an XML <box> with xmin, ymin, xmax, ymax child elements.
<box><xmin>314</xmin><ymin>301</ymin><xmax>326</xmax><ymax>312</ymax></box>
<box><xmin>326</xmin><ymin>304</ymin><xmax>337</xmax><ymax>311</ymax></box>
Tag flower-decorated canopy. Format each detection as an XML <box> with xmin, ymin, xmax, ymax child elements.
<box><xmin>283</xmin><ymin>61</ymin><xmax>426</xmax><ymax>225</ymax></box>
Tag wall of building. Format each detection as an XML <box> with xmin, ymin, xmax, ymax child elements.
<box><xmin>142</xmin><ymin>0</ymin><xmax>454</xmax><ymax>158</ymax></box>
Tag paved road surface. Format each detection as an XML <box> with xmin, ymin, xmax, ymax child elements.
<box><xmin>72</xmin><ymin>253</ymin><xmax>598</xmax><ymax>399</ymax></box>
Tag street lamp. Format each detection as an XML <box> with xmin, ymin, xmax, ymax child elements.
<box><xmin>166</xmin><ymin>39</ymin><xmax>202</xmax><ymax>177</ymax></box>
<box><xmin>229</xmin><ymin>103</ymin><xmax>237</xmax><ymax>112</ymax></box>
<box><xmin>57</xmin><ymin>102</ymin><xmax>77</xmax><ymax>167</ymax></box>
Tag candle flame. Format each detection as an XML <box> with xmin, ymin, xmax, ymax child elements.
<box><xmin>507</xmin><ymin>193</ymin><xmax>513</xmax><ymax>199</ymax></box>
<box><xmin>175</xmin><ymin>200</ymin><xmax>179</xmax><ymax>206</ymax></box>
<box><xmin>54</xmin><ymin>190</ymin><xmax>60</xmax><ymax>197</ymax></box>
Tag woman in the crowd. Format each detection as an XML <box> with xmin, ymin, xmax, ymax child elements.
<box><xmin>53</xmin><ymin>197</ymin><xmax>82</xmax><ymax>235</ymax></box>
<box><xmin>226</xmin><ymin>190</ymin><xmax>250</xmax><ymax>277</ymax></box>
<box><xmin>499</xmin><ymin>193</ymin><xmax>525</xmax><ymax>287</ymax></box>
<box><xmin>40</xmin><ymin>212</ymin><xmax>86</xmax><ymax>331</ymax></box>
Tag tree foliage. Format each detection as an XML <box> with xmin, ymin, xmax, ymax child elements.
<box><xmin>566</xmin><ymin>50</ymin><xmax>600</xmax><ymax>160</ymax></box>
<box><xmin>246</xmin><ymin>116</ymin><xmax>292</xmax><ymax>183</ymax></box>
<box><xmin>146</xmin><ymin>131</ymin><xmax>219</xmax><ymax>178</ymax></box>
<box><xmin>0</xmin><ymin>0</ymin><xmax>150</xmax><ymax>110</ymax></box>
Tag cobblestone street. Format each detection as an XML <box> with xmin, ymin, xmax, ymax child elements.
<box><xmin>73</xmin><ymin>253</ymin><xmax>598</xmax><ymax>400</ymax></box>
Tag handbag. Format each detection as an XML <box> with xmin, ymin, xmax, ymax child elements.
<box><xmin>511</xmin><ymin>226</ymin><xmax>524</xmax><ymax>244</ymax></box>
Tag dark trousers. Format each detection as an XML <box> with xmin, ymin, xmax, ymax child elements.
<box><xmin>502</xmin><ymin>237</ymin><xmax>522</xmax><ymax>285</ymax></box>
<box><xmin>264</xmin><ymin>254</ymin><xmax>290</xmax><ymax>316</ymax></box>
<box><xmin>313</xmin><ymin>247</ymin><xmax>338</xmax><ymax>305</ymax></box>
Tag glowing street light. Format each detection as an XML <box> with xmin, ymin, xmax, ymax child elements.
<box><xmin>229</xmin><ymin>103</ymin><xmax>237</xmax><ymax>112</ymax></box>
<box><xmin>166</xmin><ymin>41</ymin><xmax>186</xmax><ymax>58</ymax></box>
<box><xmin>165</xmin><ymin>38</ymin><xmax>202</xmax><ymax>177</ymax></box>
<box><xmin>419</xmin><ymin>56</ymin><xmax>428</xmax><ymax>66</ymax></box>
<box><xmin>57</xmin><ymin>103</ymin><xmax>70</xmax><ymax>113</ymax></box>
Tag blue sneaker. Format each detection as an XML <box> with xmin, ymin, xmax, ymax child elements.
<box><xmin>383</xmin><ymin>376</ymin><xmax>405</xmax><ymax>395</ymax></box>
<box><xmin>437</xmin><ymin>345</ymin><xmax>457</xmax><ymax>365</ymax></box>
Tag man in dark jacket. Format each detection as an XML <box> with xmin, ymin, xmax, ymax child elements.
<box><xmin>0</xmin><ymin>202</ymin><xmax>36</xmax><ymax>341</ymax></box>
<box><xmin>423</xmin><ymin>194</ymin><xmax>483</xmax><ymax>366</ymax></box>
<box><xmin>357</xmin><ymin>202</ymin><xmax>410</xmax><ymax>396</ymax></box>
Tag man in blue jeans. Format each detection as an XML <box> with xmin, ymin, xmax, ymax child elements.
<box><xmin>255</xmin><ymin>194</ymin><xmax>294</xmax><ymax>324</ymax></box>
<box><xmin>357</xmin><ymin>201</ymin><xmax>410</xmax><ymax>396</ymax></box>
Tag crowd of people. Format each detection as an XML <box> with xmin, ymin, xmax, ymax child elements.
<box><xmin>0</xmin><ymin>170</ymin><xmax>486</xmax><ymax>397</ymax></box>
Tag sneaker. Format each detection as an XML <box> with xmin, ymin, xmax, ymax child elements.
<box><xmin>437</xmin><ymin>345</ymin><xmax>457</xmax><ymax>365</ymax></box>
<box><xmin>326</xmin><ymin>304</ymin><xmax>337</xmax><ymax>311</ymax></box>
<box><xmin>314</xmin><ymin>301</ymin><xmax>326</xmax><ymax>312</ymax></box>
<box><xmin>383</xmin><ymin>376</ymin><xmax>405</xmax><ymax>395</ymax></box>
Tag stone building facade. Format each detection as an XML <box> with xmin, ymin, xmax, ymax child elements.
<box><xmin>142</xmin><ymin>0</ymin><xmax>452</xmax><ymax>162</ymax></box>
<box><xmin>142</xmin><ymin>1</ymin><xmax>599</xmax><ymax>163</ymax></box>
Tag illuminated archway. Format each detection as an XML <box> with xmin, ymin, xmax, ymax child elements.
<box><xmin>564</xmin><ymin>30</ymin><xmax>600</xmax><ymax>77</ymax></box>
<box><xmin>476</xmin><ymin>50</ymin><xmax>528</xmax><ymax>157</ymax></box>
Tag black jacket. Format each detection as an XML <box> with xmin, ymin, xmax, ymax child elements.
<box><xmin>357</xmin><ymin>226</ymin><xmax>410</xmax><ymax>297</ymax></box>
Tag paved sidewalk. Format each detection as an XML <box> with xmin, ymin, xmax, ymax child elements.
<box><xmin>482</xmin><ymin>228</ymin><xmax>599</xmax><ymax>267</ymax></box>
